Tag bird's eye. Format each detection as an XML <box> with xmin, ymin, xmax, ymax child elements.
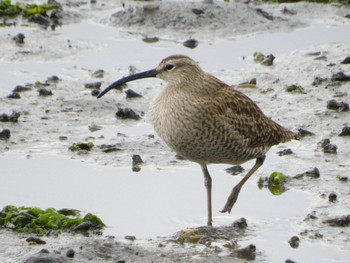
<box><xmin>165</xmin><ymin>64</ymin><xmax>175</xmax><ymax>71</ymax></box>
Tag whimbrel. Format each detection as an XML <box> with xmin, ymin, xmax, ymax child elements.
<box><xmin>97</xmin><ymin>55</ymin><xmax>298</xmax><ymax>226</ymax></box>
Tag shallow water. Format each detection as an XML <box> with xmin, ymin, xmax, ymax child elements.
<box><xmin>1</xmin><ymin>154</ymin><xmax>349</xmax><ymax>262</ymax></box>
<box><xmin>1</xmin><ymin>22</ymin><xmax>350</xmax><ymax>94</ymax></box>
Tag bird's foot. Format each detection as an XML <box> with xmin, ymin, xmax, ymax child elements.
<box><xmin>220</xmin><ymin>186</ymin><xmax>241</xmax><ymax>213</ymax></box>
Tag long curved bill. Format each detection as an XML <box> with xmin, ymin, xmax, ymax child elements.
<box><xmin>97</xmin><ymin>68</ymin><xmax>158</xmax><ymax>98</ymax></box>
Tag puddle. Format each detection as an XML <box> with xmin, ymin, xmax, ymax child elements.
<box><xmin>1</xmin><ymin>22</ymin><xmax>350</xmax><ymax>95</ymax></box>
<box><xmin>1</xmin><ymin>153</ymin><xmax>349</xmax><ymax>262</ymax></box>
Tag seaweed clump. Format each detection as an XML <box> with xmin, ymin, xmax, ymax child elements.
<box><xmin>258</xmin><ymin>171</ymin><xmax>288</xmax><ymax>195</ymax></box>
<box><xmin>0</xmin><ymin>205</ymin><xmax>105</xmax><ymax>236</ymax></box>
<box><xmin>0</xmin><ymin>0</ymin><xmax>62</xmax><ymax>29</ymax></box>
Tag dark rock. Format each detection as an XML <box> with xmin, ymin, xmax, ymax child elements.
<box><xmin>91</xmin><ymin>89</ymin><xmax>100</xmax><ymax>96</ymax></box>
<box><xmin>285</xmin><ymin>260</ymin><xmax>297</xmax><ymax>263</ymax></box>
<box><xmin>288</xmin><ymin>236</ymin><xmax>300</xmax><ymax>248</ymax></box>
<box><xmin>331</xmin><ymin>72</ymin><xmax>350</xmax><ymax>81</ymax></box>
<box><xmin>132</xmin><ymin>154</ymin><xmax>143</xmax><ymax>172</ymax></box>
<box><xmin>304</xmin><ymin>167</ymin><xmax>320</xmax><ymax>178</ymax></box>
<box><xmin>277</xmin><ymin>148</ymin><xmax>293</xmax><ymax>156</ymax></box>
<box><xmin>13</xmin><ymin>84</ymin><xmax>32</xmax><ymax>92</ymax></box>
<box><xmin>225</xmin><ymin>166</ymin><xmax>245</xmax><ymax>175</ymax></box>
<box><xmin>39</xmin><ymin>249</ymin><xmax>50</xmax><ymax>254</ymax></box>
<box><xmin>73</xmin><ymin>222</ymin><xmax>94</xmax><ymax>232</ymax></box>
<box><xmin>12</xmin><ymin>33</ymin><xmax>25</xmax><ymax>44</ymax></box>
<box><xmin>99</xmin><ymin>144</ymin><xmax>122</xmax><ymax>153</ymax></box>
<box><xmin>326</xmin><ymin>99</ymin><xmax>349</xmax><ymax>111</ymax></box>
<box><xmin>0</xmin><ymin>129</ymin><xmax>11</xmax><ymax>140</ymax></box>
<box><xmin>46</xmin><ymin>75</ymin><xmax>60</xmax><ymax>84</ymax></box>
<box><xmin>323</xmin><ymin>143</ymin><xmax>337</xmax><ymax>154</ymax></box>
<box><xmin>91</xmin><ymin>69</ymin><xmax>104</xmax><ymax>78</ymax></box>
<box><xmin>255</xmin><ymin>8</ymin><xmax>274</xmax><ymax>20</ymax></box>
<box><xmin>305</xmin><ymin>51</ymin><xmax>321</xmax><ymax>57</ymax></box>
<box><xmin>85</xmin><ymin>82</ymin><xmax>102</xmax><ymax>89</ymax></box>
<box><xmin>324</xmin><ymin>214</ymin><xmax>350</xmax><ymax>227</ymax></box>
<box><xmin>38</xmin><ymin>88</ymin><xmax>53</xmax><ymax>96</ymax></box>
<box><xmin>328</xmin><ymin>192</ymin><xmax>337</xmax><ymax>202</ymax></box>
<box><xmin>124</xmin><ymin>235</ymin><xmax>136</xmax><ymax>241</ymax></box>
<box><xmin>116</xmin><ymin>108</ymin><xmax>141</xmax><ymax>120</ymax></box>
<box><xmin>7</xmin><ymin>92</ymin><xmax>21</xmax><ymax>99</ymax></box>
<box><xmin>192</xmin><ymin>8</ymin><xmax>204</xmax><ymax>15</ymax></box>
<box><xmin>339</xmin><ymin>126</ymin><xmax>350</xmax><ymax>136</ymax></box>
<box><xmin>318</xmin><ymin>138</ymin><xmax>330</xmax><ymax>148</ymax></box>
<box><xmin>340</xmin><ymin>56</ymin><xmax>350</xmax><ymax>64</ymax></box>
<box><xmin>0</xmin><ymin>111</ymin><xmax>20</xmax><ymax>122</ymax></box>
<box><xmin>66</xmin><ymin>248</ymin><xmax>75</xmax><ymax>258</ymax></box>
<box><xmin>142</xmin><ymin>36</ymin><xmax>159</xmax><ymax>43</ymax></box>
<box><xmin>232</xmin><ymin>217</ymin><xmax>247</xmax><ymax>229</ymax></box>
<box><xmin>183</xmin><ymin>39</ymin><xmax>198</xmax><ymax>49</ymax></box>
<box><xmin>297</xmin><ymin>128</ymin><xmax>315</xmax><ymax>137</ymax></box>
<box><xmin>26</xmin><ymin>237</ymin><xmax>46</xmax><ymax>245</ymax></box>
<box><xmin>125</xmin><ymin>89</ymin><xmax>142</xmax><ymax>98</ymax></box>
<box><xmin>233</xmin><ymin>244</ymin><xmax>256</xmax><ymax>260</ymax></box>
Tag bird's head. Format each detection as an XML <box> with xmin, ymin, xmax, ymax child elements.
<box><xmin>97</xmin><ymin>55</ymin><xmax>202</xmax><ymax>98</ymax></box>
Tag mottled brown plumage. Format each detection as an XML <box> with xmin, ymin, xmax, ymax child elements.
<box><xmin>98</xmin><ymin>55</ymin><xmax>298</xmax><ymax>226</ymax></box>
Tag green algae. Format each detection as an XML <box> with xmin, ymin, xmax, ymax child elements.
<box><xmin>69</xmin><ymin>142</ymin><xmax>94</xmax><ymax>152</ymax></box>
<box><xmin>258</xmin><ymin>172</ymin><xmax>288</xmax><ymax>195</ymax></box>
<box><xmin>0</xmin><ymin>0</ymin><xmax>61</xmax><ymax>20</ymax></box>
<box><xmin>0</xmin><ymin>205</ymin><xmax>105</xmax><ymax>235</ymax></box>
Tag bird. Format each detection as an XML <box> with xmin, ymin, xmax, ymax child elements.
<box><xmin>97</xmin><ymin>55</ymin><xmax>298</xmax><ymax>226</ymax></box>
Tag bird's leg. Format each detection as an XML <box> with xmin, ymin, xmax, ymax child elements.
<box><xmin>221</xmin><ymin>155</ymin><xmax>266</xmax><ymax>213</ymax></box>
<box><xmin>201</xmin><ymin>164</ymin><xmax>213</xmax><ymax>226</ymax></box>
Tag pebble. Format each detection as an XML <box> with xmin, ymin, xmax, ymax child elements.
<box><xmin>323</xmin><ymin>143</ymin><xmax>337</xmax><ymax>154</ymax></box>
<box><xmin>116</xmin><ymin>108</ymin><xmax>141</xmax><ymax>120</ymax></box>
<box><xmin>91</xmin><ymin>89</ymin><xmax>100</xmax><ymax>96</ymax></box>
<box><xmin>26</xmin><ymin>237</ymin><xmax>47</xmax><ymax>245</ymax></box>
<box><xmin>132</xmin><ymin>154</ymin><xmax>143</xmax><ymax>172</ymax></box>
<box><xmin>0</xmin><ymin>111</ymin><xmax>20</xmax><ymax>122</ymax></box>
<box><xmin>0</xmin><ymin>129</ymin><xmax>11</xmax><ymax>140</ymax></box>
<box><xmin>326</xmin><ymin>99</ymin><xmax>349</xmax><ymax>111</ymax></box>
<box><xmin>91</xmin><ymin>69</ymin><xmax>104</xmax><ymax>78</ymax></box>
<box><xmin>340</xmin><ymin>56</ymin><xmax>350</xmax><ymax>64</ymax></box>
<box><xmin>288</xmin><ymin>236</ymin><xmax>300</xmax><ymax>248</ymax></box>
<box><xmin>331</xmin><ymin>72</ymin><xmax>350</xmax><ymax>81</ymax></box>
<box><xmin>66</xmin><ymin>248</ymin><xmax>75</xmax><ymax>258</ymax></box>
<box><xmin>12</xmin><ymin>33</ymin><xmax>25</xmax><ymax>44</ymax></box>
<box><xmin>183</xmin><ymin>39</ymin><xmax>198</xmax><ymax>49</ymax></box>
<box><xmin>328</xmin><ymin>192</ymin><xmax>337</xmax><ymax>202</ymax></box>
<box><xmin>304</xmin><ymin>167</ymin><xmax>320</xmax><ymax>178</ymax></box>
<box><xmin>7</xmin><ymin>92</ymin><xmax>21</xmax><ymax>99</ymax></box>
<box><xmin>192</xmin><ymin>8</ymin><xmax>204</xmax><ymax>15</ymax></box>
<box><xmin>13</xmin><ymin>84</ymin><xmax>32</xmax><ymax>93</ymax></box>
<box><xmin>125</xmin><ymin>89</ymin><xmax>142</xmax><ymax>99</ymax></box>
<box><xmin>38</xmin><ymin>88</ymin><xmax>53</xmax><ymax>96</ymax></box>
<box><xmin>339</xmin><ymin>126</ymin><xmax>350</xmax><ymax>136</ymax></box>
<box><xmin>85</xmin><ymin>82</ymin><xmax>102</xmax><ymax>89</ymax></box>
<box><xmin>142</xmin><ymin>37</ymin><xmax>159</xmax><ymax>43</ymax></box>
<box><xmin>297</xmin><ymin>128</ymin><xmax>315</xmax><ymax>137</ymax></box>
<box><xmin>125</xmin><ymin>235</ymin><xmax>136</xmax><ymax>241</ymax></box>
<box><xmin>277</xmin><ymin>148</ymin><xmax>293</xmax><ymax>156</ymax></box>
